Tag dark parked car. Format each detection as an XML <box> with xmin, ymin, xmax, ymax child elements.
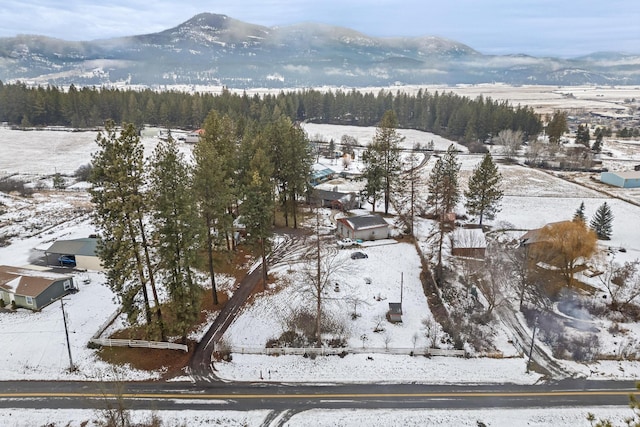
<box><xmin>58</xmin><ymin>255</ymin><xmax>76</xmax><ymax>267</ymax></box>
<box><xmin>350</xmin><ymin>251</ymin><xmax>368</xmax><ymax>259</ymax></box>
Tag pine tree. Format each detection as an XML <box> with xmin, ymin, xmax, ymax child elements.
<box><xmin>464</xmin><ymin>153</ymin><xmax>503</xmax><ymax>226</ymax></box>
<box><xmin>362</xmin><ymin>147</ymin><xmax>384</xmax><ymax>212</ymax></box>
<box><xmin>266</xmin><ymin>116</ymin><xmax>312</xmax><ymax>228</ymax></box>
<box><xmin>573</xmin><ymin>201</ymin><xmax>586</xmax><ymax>223</ymax></box>
<box><xmin>546</xmin><ymin>111</ymin><xmax>568</xmax><ymax>144</ymax></box>
<box><xmin>90</xmin><ymin>121</ymin><xmax>164</xmax><ymax>337</ymax></box>
<box><xmin>395</xmin><ymin>147</ymin><xmax>426</xmax><ymax>235</ymax></box>
<box><xmin>575</xmin><ymin>124</ymin><xmax>591</xmax><ymax>147</ymax></box>
<box><xmin>363</xmin><ymin>110</ymin><xmax>404</xmax><ymax>214</ymax></box>
<box><xmin>192</xmin><ymin>112</ymin><xmax>236</xmax><ymax>305</ymax></box>
<box><xmin>241</xmin><ymin>139</ymin><xmax>275</xmax><ymax>288</ymax></box>
<box><xmin>590</xmin><ymin>202</ymin><xmax>614</xmax><ymax>240</ymax></box>
<box><xmin>592</xmin><ymin>128</ymin><xmax>604</xmax><ymax>153</ymax></box>
<box><xmin>427</xmin><ymin>144</ymin><xmax>461</xmax><ymax>279</ymax></box>
<box><xmin>149</xmin><ymin>135</ymin><xmax>201</xmax><ymax>343</ymax></box>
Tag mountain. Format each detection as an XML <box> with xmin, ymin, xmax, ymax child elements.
<box><xmin>0</xmin><ymin>13</ymin><xmax>639</xmax><ymax>88</ymax></box>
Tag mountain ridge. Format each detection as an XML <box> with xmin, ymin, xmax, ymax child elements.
<box><xmin>0</xmin><ymin>12</ymin><xmax>638</xmax><ymax>88</ymax></box>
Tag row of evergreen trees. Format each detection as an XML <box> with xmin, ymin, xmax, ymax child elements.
<box><xmin>90</xmin><ymin>113</ymin><xmax>312</xmax><ymax>340</ymax></box>
<box><xmin>0</xmin><ymin>81</ymin><xmax>541</xmax><ymax>144</ymax></box>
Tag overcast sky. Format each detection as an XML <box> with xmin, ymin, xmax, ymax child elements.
<box><xmin>1</xmin><ymin>0</ymin><xmax>638</xmax><ymax>57</ymax></box>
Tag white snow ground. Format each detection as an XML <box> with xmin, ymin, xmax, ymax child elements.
<box><xmin>1</xmin><ymin>121</ymin><xmax>640</xmax><ymax>425</ymax></box>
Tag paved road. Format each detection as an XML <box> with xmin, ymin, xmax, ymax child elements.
<box><xmin>0</xmin><ymin>379</ymin><xmax>635</xmax><ymax>411</ymax></box>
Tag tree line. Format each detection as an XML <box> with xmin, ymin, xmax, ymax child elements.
<box><xmin>0</xmin><ymin>81</ymin><xmax>541</xmax><ymax>145</ymax></box>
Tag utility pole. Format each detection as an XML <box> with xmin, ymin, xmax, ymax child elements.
<box><xmin>60</xmin><ymin>298</ymin><xmax>75</xmax><ymax>372</ymax></box>
<box><xmin>526</xmin><ymin>316</ymin><xmax>538</xmax><ymax>374</ymax></box>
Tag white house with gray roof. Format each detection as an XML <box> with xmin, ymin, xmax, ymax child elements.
<box><xmin>336</xmin><ymin>214</ymin><xmax>389</xmax><ymax>241</ymax></box>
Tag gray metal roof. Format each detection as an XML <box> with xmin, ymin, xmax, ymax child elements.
<box><xmin>45</xmin><ymin>238</ymin><xmax>99</xmax><ymax>257</ymax></box>
<box><xmin>339</xmin><ymin>214</ymin><xmax>388</xmax><ymax>231</ymax></box>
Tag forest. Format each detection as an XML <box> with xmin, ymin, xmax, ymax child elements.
<box><xmin>0</xmin><ymin>81</ymin><xmax>542</xmax><ymax>145</ymax></box>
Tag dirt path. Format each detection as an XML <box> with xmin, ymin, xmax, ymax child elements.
<box><xmin>189</xmin><ymin>228</ymin><xmax>309</xmax><ymax>382</ymax></box>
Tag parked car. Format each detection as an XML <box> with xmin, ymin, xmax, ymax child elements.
<box><xmin>337</xmin><ymin>238</ymin><xmax>359</xmax><ymax>249</ymax></box>
<box><xmin>350</xmin><ymin>251</ymin><xmax>368</xmax><ymax>259</ymax></box>
<box><xmin>58</xmin><ymin>255</ymin><xmax>76</xmax><ymax>267</ymax></box>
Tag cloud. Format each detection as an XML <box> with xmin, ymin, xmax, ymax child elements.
<box><xmin>0</xmin><ymin>0</ymin><xmax>638</xmax><ymax>57</ymax></box>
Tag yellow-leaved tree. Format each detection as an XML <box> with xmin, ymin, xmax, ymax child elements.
<box><xmin>532</xmin><ymin>220</ymin><xmax>598</xmax><ymax>288</ymax></box>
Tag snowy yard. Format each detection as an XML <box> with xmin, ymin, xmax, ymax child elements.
<box><xmin>1</xmin><ymin>118</ymin><xmax>640</xmax><ymax>425</ymax></box>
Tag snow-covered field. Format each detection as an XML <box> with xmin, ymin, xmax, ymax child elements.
<box><xmin>0</xmin><ymin>406</ymin><xmax>634</xmax><ymax>427</ymax></box>
<box><xmin>1</xmin><ymin>111</ymin><xmax>640</xmax><ymax>425</ymax></box>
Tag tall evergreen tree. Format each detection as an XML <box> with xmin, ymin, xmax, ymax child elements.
<box><xmin>266</xmin><ymin>116</ymin><xmax>312</xmax><ymax>228</ymax></box>
<box><xmin>192</xmin><ymin>112</ymin><xmax>236</xmax><ymax>306</ymax></box>
<box><xmin>590</xmin><ymin>202</ymin><xmax>614</xmax><ymax>240</ymax></box>
<box><xmin>395</xmin><ymin>147</ymin><xmax>426</xmax><ymax>235</ymax></box>
<box><xmin>464</xmin><ymin>153</ymin><xmax>503</xmax><ymax>226</ymax></box>
<box><xmin>149</xmin><ymin>135</ymin><xmax>201</xmax><ymax>343</ymax></box>
<box><xmin>361</xmin><ymin>147</ymin><xmax>384</xmax><ymax>212</ymax></box>
<box><xmin>241</xmin><ymin>138</ymin><xmax>275</xmax><ymax>288</ymax></box>
<box><xmin>427</xmin><ymin>144</ymin><xmax>461</xmax><ymax>279</ymax></box>
<box><xmin>362</xmin><ymin>110</ymin><xmax>403</xmax><ymax>214</ymax></box>
<box><xmin>90</xmin><ymin>121</ymin><xmax>164</xmax><ymax>338</ymax></box>
<box><xmin>575</xmin><ymin>124</ymin><xmax>591</xmax><ymax>147</ymax></box>
<box><xmin>592</xmin><ymin>128</ymin><xmax>604</xmax><ymax>153</ymax></box>
<box><xmin>573</xmin><ymin>201</ymin><xmax>586</xmax><ymax>223</ymax></box>
<box><xmin>546</xmin><ymin>111</ymin><xmax>568</xmax><ymax>144</ymax></box>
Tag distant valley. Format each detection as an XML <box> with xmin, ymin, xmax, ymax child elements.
<box><xmin>0</xmin><ymin>12</ymin><xmax>639</xmax><ymax>88</ymax></box>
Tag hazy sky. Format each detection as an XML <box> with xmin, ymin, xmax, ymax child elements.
<box><xmin>1</xmin><ymin>0</ymin><xmax>639</xmax><ymax>57</ymax></box>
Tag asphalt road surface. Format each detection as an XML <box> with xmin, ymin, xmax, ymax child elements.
<box><xmin>0</xmin><ymin>379</ymin><xmax>635</xmax><ymax>411</ymax></box>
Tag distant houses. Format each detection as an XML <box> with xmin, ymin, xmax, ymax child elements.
<box><xmin>0</xmin><ymin>265</ymin><xmax>76</xmax><ymax>311</ymax></box>
<box><xmin>310</xmin><ymin>165</ymin><xmax>336</xmax><ymax>186</ymax></box>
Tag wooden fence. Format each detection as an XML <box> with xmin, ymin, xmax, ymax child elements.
<box><xmin>230</xmin><ymin>346</ymin><xmax>466</xmax><ymax>357</ymax></box>
<box><xmin>89</xmin><ymin>338</ymin><xmax>188</xmax><ymax>352</ymax></box>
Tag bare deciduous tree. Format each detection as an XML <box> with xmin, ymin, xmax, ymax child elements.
<box><xmin>383</xmin><ymin>332</ymin><xmax>392</xmax><ymax>350</ymax></box>
<box><xmin>478</xmin><ymin>256</ymin><xmax>509</xmax><ymax>316</ymax></box>
<box><xmin>373</xmin><ymin>314</ymin><xmax>386</xmax><ymax>333</ymax></box>
<box><xmin>300</xmin><ymin>210</ymin><xmax>348</xmax><ymax>346</ymax></box>
<box><xmin>596</xmin><ymin>255</ymin><xmax>640</xmax><ymax>311</ymax></box>
<box><xmin>525</xmin><ymin>140</ymin><xmax>545</xmax><ymax>166</ymax></box>
<box><xmin>422</xmin><ymin>318</ymin><xmax>439</xmax><ymax>348</ymax></box>
<box><xmin>495</xmin><ymin>129</ymin><xmax>524</xmax><ymax>159</ymax></box>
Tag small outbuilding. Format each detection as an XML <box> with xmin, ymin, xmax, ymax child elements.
<box><xmin>336</xmin><ymin>214</ymin><xmax>389</xmax><ymax>241</ymax></box>
<box><xmin>600</xmin><ymin>171</ymin><xmax>640</xmax><ymax>188</ymax></box>
<box><xmin>45</xmin><ymin>238</ymin><xmax>103</xmax><ymax>271</ymax></box>
<box><xmin>388</xmin><ymin>302</ymin><xmax>403</xmax><ymax>323</ymax></box>
<box><xmin>0</xmin><ymin>265</ymin><xmax>76</xmax><ymax>311</ymax></box>
<box><xmin>451</xmin><ymin>228</ymin><xmax>487</xmax><ymax>259</ymax></box>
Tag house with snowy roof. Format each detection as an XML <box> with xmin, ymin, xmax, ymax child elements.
<box><xmin>451</xmin><ymin>227</ymin><xmax>487</xmax><ymax>259</ymax></box>
<box><xmin>336</xmin><ymin>214</ymin><xmax>389</xmax><ymax>241</ymax></box>
<box><xmin>0</xmin><ymin>266</ymin><xmax>76</xmax><ymax>310</ymax></box>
